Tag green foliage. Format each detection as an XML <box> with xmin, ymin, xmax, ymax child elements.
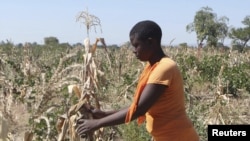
<box><xmin>179</xmin><ymin>42</ymin><xmax>188</xmax><ymax>50</ymax></box>
<box><xmin>44</xmin><ymin>36</ymin><xmax>59</xmax><ymax>45</ymax></box>
<box><xmin>232</xmin><ymin>44</ymin><xmax>245</xmax><ymax>52</ymax></box>
<box><xmin>175</xmin><ymin>53</ymin><xmax>199</xmax><ymax>79</ymax></box>
<box><xmin>186</xmin><ymin>6</ymin><xmax>229</xmax><ymax>47</ymax></box>
<box><xmin>197</xmin><ymin>55</ymin><xmax>224</xmax><ymax>82</ymax></box>
<box><xmin>175</xmin><ymin>49</ymin><xmax>250</xmax><ymax>96</ymax></box>
<box><xmin>229</xmin><ymin>15</ymin><xmax>250</xmax><ymax>48</ymax></box>
<box><xmin>186</xmin><ymin>100</ymin><xmax>208</xmax><ymax>141</ymax></box>
<box><xmin>29</xmin><ymin>108</ymin><xmax>64</xmax><ymax>141</ymax></box>
<box><xmin>223</xmin><ymin>62</ymin><xmax>250</xmax><ymax>95</ymax></box>
<box><xmin>0</xmin><ymin>41</ymin><xmax>15</xmax><ymax>56</ymax></box>
<box><xmin>119</xmin><ymin>121</ymin><xmax>151</xmax><ymax>141</ymax></box>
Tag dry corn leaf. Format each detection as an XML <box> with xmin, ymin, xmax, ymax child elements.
<box><xmin>73</xmin><ymin>85</ymin><xmax>82</xmax><ymax>99</ymax></box>
<box><xmin>57</xmin><ymin>119</ymin><xmax>69</xmax><ymax>141</ymax></box>
<box><xmin>23</xmin><ymin>131</ymin><xmax>33</xmax><ymax>141</ymax></box>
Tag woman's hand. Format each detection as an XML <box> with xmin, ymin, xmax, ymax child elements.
<box><xmin>83</xmin><ymin>105</ymin><xmax>107</xmax><ymax>119</ymax></box>
<box><xmin>90</xmin><ymin>109</ymin><xmax>106</xmax><ymax>119</ymax></box>
<box><xmin>76</xmin><ymin>118</ymin><xmax>100</xmax><ymax>136</ymax></box>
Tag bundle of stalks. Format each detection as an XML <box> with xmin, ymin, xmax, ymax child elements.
<box><xmin>56</xmin><ymin>38</ymin><xmax>107</xmax><ymax>141</ymax></box>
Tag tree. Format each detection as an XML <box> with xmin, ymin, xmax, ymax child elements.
<box><xmin>76</xmin><ymin>8</ymin><xmax>102</xmax><ymax>37</ymax></box>
<box><xmin>229</xmin><ymin>15</ymin><xmax>250</xmax><ymax>48</ymax></box>
<box><xmin>44</xmin><ymin>37</ymin><xmax>59</xmax><ymax>45</ymax></box>
<box><xmin>186</xmin><ymin>6</ymin><xmax>229</xmax><ymax>47</ymax></box>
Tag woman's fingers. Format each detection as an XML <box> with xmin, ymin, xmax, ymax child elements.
<box><xmin>76</xmin><ymin>126</ymin><xmax>86</xmax><ymax>136</ymax></box>
<box><xmin>77</xmin><ymin>118</ymin><xmax>85</xmax><ymax>123</ymax></box>
<box><xmin>76</xmin><ymin>119</ymin><xmax>91</xmax><ymax>136</ymax></box>
<box><xmin>77</xmin><ymin>126</ymin><xmax>87</xmax><ymax>136</ymax></box>
<box><xmin>75</xmin><ymin>119</ymin><xmax>99</xmax><ymax>137</ymax></box>
<box><xmin>76</xmin><ymin>119</ymin><xmax>85</xmax><ymax>134</ymax></box>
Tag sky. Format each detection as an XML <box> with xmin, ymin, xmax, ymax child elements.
<box><xmin>1</xmin><ymin>0</ymin><xmax>249</xmax><ymax>46</ymax></box>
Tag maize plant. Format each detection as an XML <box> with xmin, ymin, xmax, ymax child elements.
<box><xmin>56</xmin><ymin>38</ymin><xmax>109</xmax><ymax>141</ymax></box>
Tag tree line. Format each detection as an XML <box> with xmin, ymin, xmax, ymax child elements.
<box><xmin>186</xmin><ymin>6</ymin><xmax>250</xmax><ymax>49</ymax></box>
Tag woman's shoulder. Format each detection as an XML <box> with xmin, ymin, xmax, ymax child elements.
<box><xmin>159</xmin><ymin>57</ymin><xmax>177</xmax><ymax>67</ymax></box>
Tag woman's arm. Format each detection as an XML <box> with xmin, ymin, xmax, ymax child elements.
<box><xmin>91</xmin><ymin>107</ymin><xmax>127</xmax><ymax>119</ymax></box>
<box><xmin>76</xmin><ymin>84</ymin><xmax>167</xmax><ymax>135</ymax></box>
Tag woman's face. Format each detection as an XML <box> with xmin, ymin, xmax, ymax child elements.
<box><xmin>130</xmin><ymin>35</ymin><xmax>153</xmax><ymax>61</ymax></box>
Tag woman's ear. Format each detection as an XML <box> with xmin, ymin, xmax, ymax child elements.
<box><xmin>147</xmin><ymin>38</ymin><xmax>153</xmax><ymax>44</ymax></box>
<box><xmin>147</xmin><ymin>38</ymin><xmax>157</xmax><ymax>45</ymax></box>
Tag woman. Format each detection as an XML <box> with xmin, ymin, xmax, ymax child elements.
<box><xmin>76</xmin><ymin>20</ymin><xmax>199</xmax><ymax>141</ymax></box>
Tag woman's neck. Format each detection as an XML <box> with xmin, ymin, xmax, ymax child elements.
<box><xmin>148</xmin><ymin>49</ymin><xmax>166</xmax><ymax>66</ymax></box>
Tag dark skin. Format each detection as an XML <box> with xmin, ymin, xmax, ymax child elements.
<box><xmin>76</xmin><ymin>35</ymin><xmax>167</xmax><ymax>136</ymax></box>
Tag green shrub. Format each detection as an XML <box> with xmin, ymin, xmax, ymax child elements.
<box><xmin>119</xmin><ymin>121</ymin><xmax>151</xmax><ymax>141</ymax></box>
<box><xmin>197</xmin><ymin>55</ymin><xmax>224</xmax><ymax>82</ymax></box>
<box><xmin>223</xmin><ymin>62</ymin><xmax>250</xmax><ymax>95</ymax></box>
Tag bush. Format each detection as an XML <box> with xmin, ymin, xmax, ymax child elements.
<box><xmin>223</xmin><ymin>62</ymin><xmax>250</xmax><ymax>95</ymax></box>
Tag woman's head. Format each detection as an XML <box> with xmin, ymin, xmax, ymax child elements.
<box><xmin>129</xmin><ymin>20</ymin><xmax>163</xmax><ymax>62</ymax></box>
<box><xmin>129</xmin><ymin>20</ymin><xmax>162</xmax><ymax>44</ymax></box>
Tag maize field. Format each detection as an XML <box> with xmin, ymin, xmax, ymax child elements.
<box><xmin>0</xmin><ymin>39</ymin><xmax>249</xmax><ymax>141</ymax></box>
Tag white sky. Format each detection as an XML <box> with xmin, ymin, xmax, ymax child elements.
<box><xmin>0</xmin><ymin>0</ymin><xmax>249</xmax><ymax>46</ymax></box>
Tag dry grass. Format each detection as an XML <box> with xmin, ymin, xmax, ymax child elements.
<box><xmin>0</xmin><ymin>44</ymin><xmax>249</xmax><ymax>141</ymax></box>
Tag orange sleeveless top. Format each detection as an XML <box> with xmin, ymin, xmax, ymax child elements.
<box><xmin>126</xmin><ymin>57</ymin><xmax>199</xmax><ymax>141</ymax></box>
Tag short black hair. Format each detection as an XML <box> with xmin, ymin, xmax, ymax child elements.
<box><xmin>129</xmin><ymin>20</ymin><xmax>162</xmax><ymax>42</ymax></box>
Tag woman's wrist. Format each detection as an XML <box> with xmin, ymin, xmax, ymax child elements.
<box><xmin>103</xmin><ymin>110</ymin><xmax>117</xmax><ymax>116</ymax></box>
